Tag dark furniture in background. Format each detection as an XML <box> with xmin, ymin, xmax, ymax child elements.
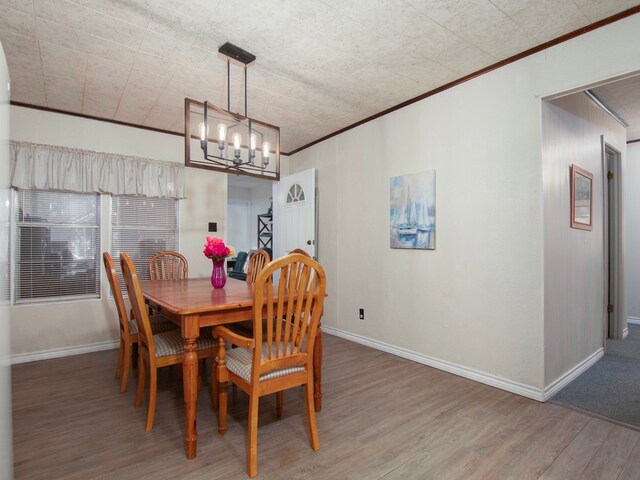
<box><xmin>257</xmin><ymin>213</ymin><xmax>272</xmax><ymax>250</ymax></box>
<box><xmin>227</xmin><ymin>251</ymin><xmax>248</xmax><ymax>281</ymax></box>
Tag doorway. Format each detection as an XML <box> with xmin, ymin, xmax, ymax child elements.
<box><xmin>548</xmin><ymin>73</ymin><xmax>640</xmax><ymax>430</ymax></box>
<box><xmin>227</xmin><ymin>174</ymin><xmax>274</xmax><ymax>274</ymax></box>
<box><xmin>604</xmin><ymin>140</ymin><xmax>624</xmax><ymax>342</ymax></box>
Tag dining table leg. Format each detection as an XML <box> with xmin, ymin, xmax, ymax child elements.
<box><xmin>313</xmin><ymin>324</ymin><xmax>322</xmax><ymax>412</ymax></box>
<box><xmin>182</xmin><ymin>315</ymin><xmax>200</xmax><ymax>459</ymax></box>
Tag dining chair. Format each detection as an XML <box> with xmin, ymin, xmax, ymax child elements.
<box><xmin>103</xmin><ymin>252</ymin><xmax>176</xmax><ymax>393</ymax></box>
<box><xmin>228</xmin><ymin>249</ymin><xmax>271</xmax><ymax>338</ymax></box>
<box><xmin>149</xmin><ymin>250</ymin><xmax>188</xmax><ymax>280</ymax></box>
<box><xmin>288</xmin><ymin>248</ymin><xmax>311</xmax><ymax>257</ymax></box>
<box><xmin>245</xmin><ymin>249</ymin><xmax>270</xmax><ymax>285</ymax></box>
<box><xmin>281</xmin><ymin>249</ymin><xmax>313</xmax><ymax>290</ymax></box>
<box><xmin>233</xmin><ymin>247</ymin><xmax>309</xmax><ymax>338</ymax></box>
<box><xmin>213</xmin><ymin>253</ymin><xmax>327</xmax><ymax>478</ymax></box>
<box><xmin>120</xmin><ymin>253</ymin><xmax>216</xmax><ymax>431</ymax></box>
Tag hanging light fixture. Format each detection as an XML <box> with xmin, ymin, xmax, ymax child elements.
<box><xmin>184</xmin><ymin>42</ymin><xmax>280</xmax><ymax>180</ymax></box>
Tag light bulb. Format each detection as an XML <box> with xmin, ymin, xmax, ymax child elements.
<box><xmin>217</xmin><ymin>123</ymin><xmax>226</xmax><ymax>142</ymax></box>
<box><xmin>248</xmin><ymin>133</ymin><xmax>257</xmax><ymax>163</ymax></box>
<box><xmin>262</xmin><ymin>142</ymin><xmax>270</xmax><ymax>167</ymax></box>
<box><xmin>233</xmin><ymin>133</ymin><xmax>241</xmax><ymax>150</ymax></box>
<box><xmin>199</xmin><ymin>122</ymin><xmax>206</xmax><ymax>141</ymax></box>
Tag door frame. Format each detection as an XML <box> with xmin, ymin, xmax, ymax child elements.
<box><xmin>602</xmin><ymin>136</ymin><xmax>625</xmax><ymax>343</ymax></box>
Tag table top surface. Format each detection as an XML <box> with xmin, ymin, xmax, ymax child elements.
<box><xmin>139</xmin><ymin>277</ymin><xmax>256</xmax><ymax>316</ymax></box>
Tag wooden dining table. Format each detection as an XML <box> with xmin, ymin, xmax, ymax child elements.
<box><xmin>139</xmin><ymin>277</ymin><xmax>324</xmax><ymax>460</ymax></box>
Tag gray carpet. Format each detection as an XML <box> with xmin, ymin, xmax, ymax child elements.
<box><xmin>551</xmin><ymin>324</ymin><xmax>640</xmax><ymax>430</ymax></box>
<box><xmin>606</xmin><ymin>324</ymin><xmax>640</xmax><ymax>360</ymax></box>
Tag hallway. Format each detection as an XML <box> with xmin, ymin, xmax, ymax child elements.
<box><xmin>552</xmin><ymin>325</ymin><xmax>640</xmax><ymax>430</ymax></box>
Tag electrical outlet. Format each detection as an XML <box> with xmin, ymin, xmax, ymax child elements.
<box><xmin>359</xmin><ymin>308</ymin><xmax>364</xmax><ymax>320</ymax></box>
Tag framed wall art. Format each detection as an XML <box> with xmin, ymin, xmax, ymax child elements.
<box><xmin>390</xmin><ymin>170</ymin><xmax>436</xmax><ymax>249</ymax></box>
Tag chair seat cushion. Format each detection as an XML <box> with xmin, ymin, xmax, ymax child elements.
<box><xmin>221</xmin><ymin>343</ymin><xmax>305</xmax><ymax>383</ymax></box>
<box><xmin>128</xmin><ymin>315</ymin><xmax>176</xmax><ymax>336</ymax></box>
<box><xmin>154</xmin><ymin>329</ymin><xmax>215</xmax><ymax>358</ymax></box>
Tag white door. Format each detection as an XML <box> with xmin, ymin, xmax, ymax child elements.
<box><xmin>273</xmin><ymin>168</ymin><xmax>316</xmax><ymax>260</ymax></box>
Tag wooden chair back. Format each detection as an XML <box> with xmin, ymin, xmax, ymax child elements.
<box><xmin>246</xmin><ymin>249</ymin><xmax>270</xmax><ymax>285</ymax></box>
<box><xmin>121</xmin><ymin>253</ymin><xmax>157</xmax><ymax>364</ymax></box>
<box><xmin>103</xmin><ymin>252</ymin><xmax>131</xmax><ymax>339</ymax></box>
<box><xmin>283</xmin><ymin>248</ymin><xmax>312</xmax><ymax>288</ymax></box>
<box><xmin>251</xmin><ymin>253</ymin><xmax>326</xmax><ymax>383</ymax></box>
<box><xmin>149</xmin><ymin>251</ymin><xmax>188</xmax><ymax>280</ymax></box>
<box><xmin>289</xmin><ymin>248</ymin><xmax>311</xmax><ymax>257</ymax></box>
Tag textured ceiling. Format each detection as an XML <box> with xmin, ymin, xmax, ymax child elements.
<box><xmin>0</xmin><ymin>0</ymin><xmax>638</xmax><ymax>153</ymax></box>
<box><xmin>592</xmin><ymin>74</ymin><xmax>640</xmax><ymax>141</ymax></box>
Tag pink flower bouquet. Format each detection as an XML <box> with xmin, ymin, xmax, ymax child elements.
<box><xmin>203</xmin><ymin>236</ymin><xmax>235</xmax><ymax>261</ymax></box>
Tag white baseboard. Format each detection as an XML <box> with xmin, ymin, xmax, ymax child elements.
<box><xmin>543</xmin><ymin>347</ymin><xmax>604</xmax><ymax>401</ymax></box>
<box><xmin>322</xmin><ymin>326</ymin><xmax>545</xmax><ymax>402</ymax></box>
<box><xmin>624</xmin><ymin>327</ymin><xmax>629</xmax><ymax>339</ymax></box>
<box><xmin>628</xmin><ymin>316</ymin><xmax>640</xmax><ymax>325</ymax></box>
<box><xmin>11</xmin><ymin>340</ymin><xmax>119</xmax><ymax>365</ymax></box>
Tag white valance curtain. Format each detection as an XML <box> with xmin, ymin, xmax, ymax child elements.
<box><xmin>10</xmin><ymin>141</ymin><xmax>186</xmax><ymax>199</ymax></box>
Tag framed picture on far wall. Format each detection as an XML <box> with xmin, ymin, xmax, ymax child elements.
<box><xmin>390</xmin><ymin>170</ymin><xmax>436</xmax><ymax>249</ymax></box>
<box><xmin>570</xmin><ymin>164</ymin><xmax>593</xmax><ymax>231</ymax></box>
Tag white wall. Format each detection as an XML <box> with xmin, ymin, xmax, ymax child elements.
<box><xmin>228</xmin><ymin>182</ymin><xmax>272</xmax><ymax>252</ymax></box>
<box><xmin>542</xmin><ymin>93</ymin><xmax>626</xmax><ymax>386</ymax></box>
<box><xmin>0</xmin><ymin>41</ymin><xmax>14</xmax><ymax>480</ymax></box>
<box><xmin>628</xmin><ymin>126</ymin><xmax>640</xmax><ymax>142</ymax></box>
<box><xmin>289</xmin><ymin>13</ymin><xmax>640</xmax><ymax>397</ymax></box>
<box><xmin>9</xmin><ymin>106</ymin><xmax>227</xmax><ymax>357</ymax></box>
<box><xmin>627</xmin><ymin>142</ymin><xmax>640</xmax><ymax>321</ymax></box>
<box><xmin>228</xmin><ymin>196</ymin><xmax>252</xmax><ymax>253</ymax></box>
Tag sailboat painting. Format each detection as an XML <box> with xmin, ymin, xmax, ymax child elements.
<box><xmin>390</xmin><ymin>170</ymin><xmax>435</xmax><ymax>249</ymax></box>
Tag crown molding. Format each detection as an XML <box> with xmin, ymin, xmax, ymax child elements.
<box><xmin>10</xmin><ymin>101</ymin><xmax>294</xmax><ymax>156</ymax></box>
<box><xmin>10</xmin><ymin>101</ymin><xmax>183</xmax><ymax>137</ymax></box>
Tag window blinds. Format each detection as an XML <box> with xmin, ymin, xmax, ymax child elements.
<box><xmin>110</xmin><ymin>195</ymin><xmax>178</xmax><ymax>293</ymax></box>
<box><xmin>15</xmin><ymin>189</ymin><xmax>100</xmax><ymax>303</ymax></box>
<box><xmin>0</xmin><ymin>196</ymin><xmax>9</xmax><ymax>304</ymax></box>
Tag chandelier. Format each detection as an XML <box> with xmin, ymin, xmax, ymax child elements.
<box><xmin>184</xmin><ymin>42</ymin><xmax>280</xmax><ymax>180</ymax></box>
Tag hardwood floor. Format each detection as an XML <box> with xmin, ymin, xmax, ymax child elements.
<box><xmin>11</xmin><ymin>334</ymin><xmax>640</xmax><ymax>479</ymax></box>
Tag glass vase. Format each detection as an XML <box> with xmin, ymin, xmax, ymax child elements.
<box><xmin>210</xmin><ymin>259</ymin><xmax>226</xmax><ymax>289</ymax></box>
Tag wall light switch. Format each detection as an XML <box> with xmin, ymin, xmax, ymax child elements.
<box><xmin>208</xmin><ymin>222</ymin><xmax>217</xmax><ymax>232</ymax></box>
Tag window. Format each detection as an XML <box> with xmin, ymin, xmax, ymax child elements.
<box><xmin>110</xmin><ymin>196</ymin><xmax>178</xmax><ymax>292</ymax></box>
<box><xmin>286</xmin><ymin>183</ymin><xmax>305</xmax><ymax>203</ymax></box>
<box><xmin>14</xmin><ymin>189</ymin><xmax>101</xmax><ymax>303</ymax></box>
